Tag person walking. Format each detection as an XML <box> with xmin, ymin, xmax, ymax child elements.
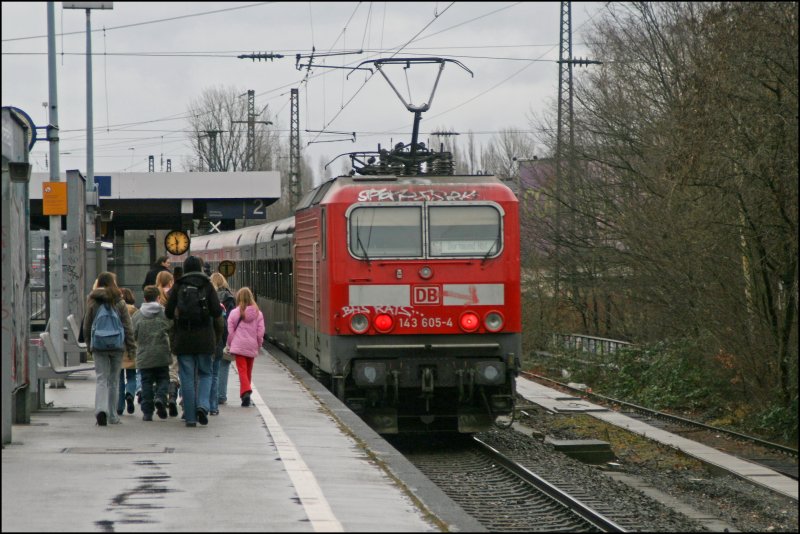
<box><xmin>133</xmin><ymin>285</ymin><xmax>173</xmax><ymax>421</ymax></box>
<box><xmin>142</xmin><ymin>255</ymin><xmax>170</xmax><ymax>290</ymax></box>
<box><xmin>156</xmin><ymin>270</ymin><xmax>180</xmax><ymax>417</ymax></box>
<box><xmin>210</xmin><ymin>272</ymin><xmax>236</xmax><ymax>410</ymax></box>
<box><xmin>226</xmin><ymin>287</ymin><xmax>264</xmax><ymax>407</ymax></box>
<box><xmin>116</xmin><ymin>287</ymin><xmax>139</xmax><ymax>416</ymax></box>
<box><xmin>83</xmin><ymin>272</ymin><xmax>136</xmax><ymax>426</ymax></box>
<box><xmin>164</xmin><ymin>256</ymin><xmax>222</xmax><ymax>427</ymax></box>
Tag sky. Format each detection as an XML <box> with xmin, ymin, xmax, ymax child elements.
<box><xmin>2</xmin><ymin>1</ymin><xmax>600</xmax><ymax>185</ymax></box>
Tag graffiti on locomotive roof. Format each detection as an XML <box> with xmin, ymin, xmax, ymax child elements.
<box><xmin>357</xmin><ymin>188</ymin><xmax>479</xmax><ymax>202</ymax></box>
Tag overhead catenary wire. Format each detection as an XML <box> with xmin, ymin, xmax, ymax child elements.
<box><xmin>9</xmin><ymin>2</ymin><xmax>596</xmax><ymax>175</ymax></box>
<box><xmin>2</xmin><ymin>2</ymin><xmax>277</xmax><ymax>42</ymax></box>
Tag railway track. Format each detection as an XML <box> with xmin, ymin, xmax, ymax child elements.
<box><xmin>520</xmin><ymin>371</ymin><xmax>798</xmax><ymax>480</ymax></box>
<box><xmin>393</xmin><ymin>434</ymin><xmax>627</xmax><ymax>532</ymax></box>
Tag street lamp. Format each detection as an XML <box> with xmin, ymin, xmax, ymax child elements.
<box><xmin>63</xmin><ymin>1</ymin><xmax>113</xmax><ymax>293</ymax></box>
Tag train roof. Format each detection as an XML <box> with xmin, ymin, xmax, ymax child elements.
<box><xmin>297</xmin><ymin>173</ymin><xmax>517</xmax><ymax>211</ymax></box>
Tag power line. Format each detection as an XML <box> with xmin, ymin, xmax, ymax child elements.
<box><xmin>2</xmin><ymin>2</ymin><xmax>276</xmax><ymax>42</ymax></box>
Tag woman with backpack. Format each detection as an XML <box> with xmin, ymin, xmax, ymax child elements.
<box><xmin>83</xmin><ymin>272</ymin><xmax>136</xmax><ymax>426</ymax></box>
<box><xmin>226</xmin><ymin>287</ymin><xmax>264</xmax><ymax>407</ymax></box>
<box><xmin>210</xmin><ymin>272</ymin><xmax>236</xmax><ymax>409</ymax></box>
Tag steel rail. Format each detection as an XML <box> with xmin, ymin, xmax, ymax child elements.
<box><xmin>472</xmin><ymin>436</ymin><xmax>626</xmax><ymax>532</ymax></box>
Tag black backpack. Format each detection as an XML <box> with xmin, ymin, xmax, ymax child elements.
<box><xmin>176</xmin><ymin>281</ymin><xmax>210</xmax><ymax>328</ymax></box>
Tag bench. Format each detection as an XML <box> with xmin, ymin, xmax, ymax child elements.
<box><xmin>37</xmin><ymin>331</ymin><xmax>95</xmax><ymax>379</ymax></box>
<box><xmin>45</xmin><ymin>316</ymin><xmax>88</xmax><ymax>366</ymax></box>
<box><xmin>65</xmin><ymin>314</ymin><xmax>89</xmax><ymax>364</ymax></box>
<box><xmin>66</xmin><ymin>314</ymin><xmax>87</xmax><ymax>350</ymax></box>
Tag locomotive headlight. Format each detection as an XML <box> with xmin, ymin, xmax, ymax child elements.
<box><xmin>350</xmin><ymin>313</ymin><xmax>370</xmax><ymax>334</ymax></box>
<box><xmin>373</xmin><ymin>313</ymin><xmax>394</xmax><ymax>333</ymax></box>
<box><xmin>474</xmin><ymin>361</ymin><xmax>506</xmax><ymax>385</ymax></box>
<box><xmin>484</xmin><ymin>311</ymin><xmax>505</xmax><ymax>332</ymax></box>
<box><xmin>418</xmin><ymin>266</ymin><xmax>433</xmax><ymax>280</ymax></box>
<box><xmin>459</xmin><ymin>311</ymin><xmax>480</xmax><ymax>332</ymax></box>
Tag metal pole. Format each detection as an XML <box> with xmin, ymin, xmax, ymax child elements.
<box><xmin>86</xmin><ymin>9</ymin><xmax>93</xmax><ymax>193</ymax></box>
<box><xmin>85</xmin><ymin>8</ymin><xmax>101</xmax><ymax>288</ymax></box>
<box><xmin>47</xmin><ymin>1</ymin><xmax>64</xmax><ymax>359</ymax></box>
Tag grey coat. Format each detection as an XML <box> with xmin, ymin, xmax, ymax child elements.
<box><xmin>133</xmin><ymin>301</ymin><xmax>172</xmax><ymax>369</ymax></box>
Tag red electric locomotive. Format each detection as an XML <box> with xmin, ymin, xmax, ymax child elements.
<box><xmin>193</xmin><ymin>57</ymin><xmax>521</xmax><ymax>433</ymax></box>
<box><xmin>193</xmin><ymin>168</ymin><xmax>521</xmax><ymax>433</ymax></box>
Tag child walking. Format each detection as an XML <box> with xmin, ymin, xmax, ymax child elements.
<box><xmin>133</xmin><ymin>285</ymin><xmax>173</xmax><ymax>421</ymax></box>
<box><xmin>225</xmin><ymin>287</ymin><xmax>264</xmax><ymax>407</ymax></box>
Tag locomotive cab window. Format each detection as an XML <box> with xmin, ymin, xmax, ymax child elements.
<box><xmin>349</xmin><ymin>206</ymin><xmax>423</xmax><ymax>258</ymax></box>
<box><xmin>429</xmin><ymin>205</ymin><xmax>502</xmax><ymax>257</ymax></box>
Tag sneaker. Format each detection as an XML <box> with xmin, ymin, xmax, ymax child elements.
<box><xmin>136</xmin><ymin>391</ymin><xmax>142</xmax><ymax>404</ymax></box>
<box><xmin>125</xmin><ymin>393</ymin><xmax>135</xmax><ymax>414</ymax></box>
<box><xmin>241</xmin><ymin>391</ymin><xmax>251</xmax><ymax>407</ymax></box>
<box><xmin>168</xmin><ymin>400</ymin><xmax>178</xmax><ymax>417</ymax></box>
<box><xmin>218</xmin><ymin>399</ymin><xmax>227</xmax><ymax>405</ymax></box>
<box><xmin>209</xmin><ymin>410</ymin><xmax>219</xmax><ymax>416</ymax></box>
<box><xmin>155</xmin><ymin>400</ymin><xmax>167</xmax><ymax>420</ymax></box>
<box><xmin>143</xmin><ymin>413</ymin><xmax>153</xmax><ymax>422</ymax></box>
<box><xmin>96</xmin><ymin>412</ymin><xmax>107</xmax><ymax>426</ymax></box>
<box><xmin>197</xmin><ymin>408</ymin><xmax>208</xmax><ymax>426</ymax></box>
<box><xmin>116</xmin><ymin>408</ymin><xmax>123</xmax><ymax>416</ymax></box>
<box><xmin>185</xmin><ymin>422</ymin><xmax>197</xmax><ymax>428</ymax></box>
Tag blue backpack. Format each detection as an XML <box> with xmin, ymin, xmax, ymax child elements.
<box><xmin>91</xmin><ymin>303</ymin><xmax>125</xmax><ymax>351</ymax></box>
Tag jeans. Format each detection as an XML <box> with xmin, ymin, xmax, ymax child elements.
<box><xmin>94</xmin><ymin>350</ymin><xmax>124</xmax><ymax>423</ymax></box>
<box><xmin>218</xmin><ymin>358</ymin><xmax>231</xmax><ymax>402</ymax></box>
<box><xmin>140</xmin><ymin>366</ymin><xmax>170</xmax><ymax>416</ymax></box>
<box><xmin>177</xmin><ymin>353</ymin><xmax>212</xmax><ymax>424</ymax></box>
<box><xmin>209</xmin><ymin>353</ymin><xmax>221</xmax><ymax>413</ymax></box>
<box><xmin>116</xmin><ymin>368</ymin><xmax>137</xmax><ymax>414</ymax></box>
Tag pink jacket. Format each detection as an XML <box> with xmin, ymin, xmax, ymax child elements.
<box><xmin>226</xmin><ymin>304</ymin><xmax>264</xmax><ymax>358</ymax></box>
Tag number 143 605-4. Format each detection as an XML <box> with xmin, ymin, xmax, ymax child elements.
<box><xmin>399</xmin><ymin>317</ymin><xmax>453</xmax><ymax>328</ymax></box>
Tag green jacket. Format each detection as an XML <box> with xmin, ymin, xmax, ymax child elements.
<box><xmin>133</xmin><ymin>301</ymin><xmax>172</xmax><ymax>369</ymax></box>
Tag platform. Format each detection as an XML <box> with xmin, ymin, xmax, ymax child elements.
<box><xmin>516</xmin><ymin>377</ymin><xmax>798</xmax><ymax>501</ymax></box>
<box><xmin>2</xmin><ymin>349</ymin><xmax>482</xmax><ymax>532</ymax></box>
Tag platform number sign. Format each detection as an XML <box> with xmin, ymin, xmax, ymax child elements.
<box><xmin>218</xmin><ymin>260</ymin><xmax>236</xmax><ymax>278</ymax></box>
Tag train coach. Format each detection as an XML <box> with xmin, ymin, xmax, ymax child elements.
<box><xmin>192</xmin><ymin>171</ymin><xmax>521</xmax><ymax>433</ymax></box>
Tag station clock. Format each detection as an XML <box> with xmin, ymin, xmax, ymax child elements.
<box><xmin>164</xmin><ymin>229</ymin><xmax>190</xmax><ymax>256</ymax></box>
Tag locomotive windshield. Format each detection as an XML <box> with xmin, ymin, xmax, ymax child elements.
<box><xmin>429</xmin><ymin>205</ymin><xmax>501</xmax><ymax>257</ymax></box>
<box><xmin>349</xmin><ymin>206</ymin><xmax>423</xmax><ymax>258</ymax></box>
<box><xmin>348</xmin><ymin>204</ymin><xmax>502</xmax><ymax>259</ymax></box>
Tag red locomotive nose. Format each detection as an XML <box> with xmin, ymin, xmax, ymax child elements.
<box><xmin>459</xmin><ymin>312</ymin><xmax>480</xmax><ymax>332</ymax></box>
<box><xmin>373</xmin><ymin>314</ymin><xmax>394</xmax><ymax>333</ymax></box>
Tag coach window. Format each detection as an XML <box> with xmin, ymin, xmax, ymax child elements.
<box><xmin>349</xmin><ymin>206</ymin><xmax>423</xmax><ymax>258</ymax></box>
<box><xmin>428</xmin><ymin>205</ymin><xmax>502</xmax><ymax>257</ymax></box>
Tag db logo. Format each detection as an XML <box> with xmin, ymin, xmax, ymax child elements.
<box><xmin>413</xmin><ymin>285</ymin><xmax>441</xmax><ymax>305</ymax></box>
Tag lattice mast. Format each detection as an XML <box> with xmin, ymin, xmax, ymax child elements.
<box><xmin>289</xmin><ymin>88</ymin><xmax>301</xmax><ymax>209</ymax></box>
<box><xmin>554</xmin><ymin>0</ymin><xmax>574</xmax><ymax>299</ymax></box>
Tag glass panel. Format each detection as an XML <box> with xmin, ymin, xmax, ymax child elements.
<box><xmin>429</xmin><ymin>205</ymin><xmax>501</xmax><ymax>257</ymax></box>
<box><xmin>349</xmin><ymin>206</ymin><xmax>423</xmax><ymax>258</ymax></box>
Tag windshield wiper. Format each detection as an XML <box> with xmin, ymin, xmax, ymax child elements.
<box><xmin>356</xmin><ymin>227</ymin><xmax>371</xmax><ymax>266</ymax></box>
<box><xmin>481</xmin><ymin>231</ymin><xmax>501</xmax><ymax>266</ymax></box>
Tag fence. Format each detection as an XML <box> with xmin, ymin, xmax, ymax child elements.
<box><xmin>551</xmin><ymin>333</ymin><xmax>631</xmax><ymax>356</ymax></box>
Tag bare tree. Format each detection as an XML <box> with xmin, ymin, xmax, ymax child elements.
<box><xmin>184</xmin><ymin>85</ymin><xmax>281</xmax><ymax>173</ymax></box>
<box><xmin>481</xmin><ymin>128</ymin><xmax>537</xmax><ymax>181</ymax></box>
<box><xmin>530</xmin><ymin>2</ymin><xmax>798</xmax><ymax>413</ymax></box>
